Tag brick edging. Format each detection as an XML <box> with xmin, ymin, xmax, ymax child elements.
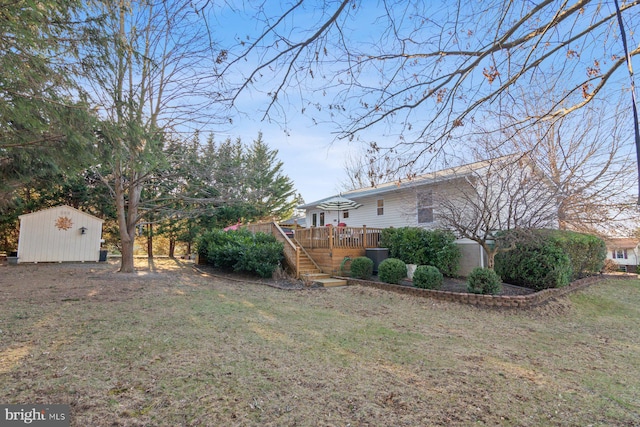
<box><xmin>342</xmin><ymin>274</ymin><xmax>633</xmax><ymax>308</ymax></box>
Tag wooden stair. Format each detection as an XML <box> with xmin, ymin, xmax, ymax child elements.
<box><xmin>297</xmin><ymin>251</ymin><xmax>321</xmax><ymax>276</ymax></box>
<box><xmin>297</xmin><ymin>248</ymin><xmax>347</xmax><ymax>287</ymax></box>
<box><xmin>301</xmin><ymin>272</ymin><xmax>348</xmax><ymax>287</ymax></box>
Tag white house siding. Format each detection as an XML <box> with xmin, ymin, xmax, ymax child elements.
<box><xmin>605</xmin><ymin>239</ymin><xmax>639</xmax><ymax>273</ymax></box>
<box><xmin>304</xmin><ymin>181</ymin><xmax>486</xmax><ymax>276</ymax></box>
<box><xmin>307</xmin><ymin>182</ymin><xmax>459</xmax><ymax>230</ymax></box>
<box><xmin>338</xmin><ymin>190</ymin><xmax>417</xmax><ymax>229</ymax></box>
<box><xmin>17</xmin><ymin>205</ymin><xmax>104</xmax><ymax>263</ymax></box>
<box><xmin>456</xmin><ymin>239</ymin><xmax>487</xmax><ymax>276</ymax></box>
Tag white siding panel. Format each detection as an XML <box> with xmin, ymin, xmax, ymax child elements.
<box><xmin>17</xmin><ymin>205</ymin><xmax>103</xmax><ymax>263</ymax></box>
<box><xmin>304</xmin><ymin>180</ymin><xmax>468</xmax><ymax>230</ymax></box>
<box><xmin>306</xmin><ymin>191</ymin><xmax>408</xmax><ymax>229</ymax></box>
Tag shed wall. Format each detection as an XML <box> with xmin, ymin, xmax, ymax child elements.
<box><xmin>17</xmin><ymin>206</ymin><xmax>103</xmax><ymax>263</ymax></box>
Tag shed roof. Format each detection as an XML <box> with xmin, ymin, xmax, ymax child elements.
<box><xmin>19</xmin><ymin>205</ymin><xmax>104</xmax><ymax>223</ymax></box>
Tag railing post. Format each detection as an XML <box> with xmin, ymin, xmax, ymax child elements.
<box><xmin>296</xmin><ymin>246</ymin><xmax>300</xmax><ymax>279</ymax></box>
<box><xmin>328</xmin><ymin>225</ymin><xmax>334</xmax><ymax>252</ymax></box>
<box><xmin>362</xmin><ymin>225</ymin><xmax>367</xmax><ymax>248</ymax></box>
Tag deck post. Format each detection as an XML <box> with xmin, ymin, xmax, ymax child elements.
<box><xmin>328</xmin><ymin>225</ymin><xmax>334</xmax><ymax>252</ymax></box>
<box><xmin>362</xmin><ymin>225</ymin><xmax>367</xmax><ymax>248</ymax></box>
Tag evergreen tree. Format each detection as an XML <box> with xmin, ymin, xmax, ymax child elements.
<box><xmin>0</xmin><ymin>0</ymin><xmax>98</xmax><ymax>202</ymax></box>
<box><xmin>244</xmin><ymin>133</ymin><xmax>297</xmax><ymax>221</ymax></box>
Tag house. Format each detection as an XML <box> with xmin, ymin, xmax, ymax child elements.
<box><xmin>16</xmin><ymin>205</ymin><xmax>104</xmax><ymax>263</ymax></box>
<box><xmin>605</xmin><ymin>238</ymin><xmax>639</xmax><ymax>273</ymax></box>
<box><xmin>297</xmin><ymin>155</ymin><xmax>554</xmax><ymax>276</ymax></box>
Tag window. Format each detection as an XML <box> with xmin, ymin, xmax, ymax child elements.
<box><xmin>320</xmin><ymin>212</ymin><xmax>325</xmax><ymax>226</ymax></box>
<box><xmin>312</xmin><ymin>213</ymin><xmax>317</xmax><ymax>227</ymax></box>
<box><xmin>418</xmin><ymin>191</ymin><xmax>434</xmax><ymax>223</ymax></box>
<box><xmin>614</xmin><ymin>249</ymin><xmax>627</xmax><ymax>259</ymax></box>
<box><xmin>343</xmin><ymin>210</ymin><xmax>349</xmax><ymax>219</ymax></box>
<box><xmin>377</xmin><ymin>199</ymin><xmax>384</xmax><ymax>216</ymax></box>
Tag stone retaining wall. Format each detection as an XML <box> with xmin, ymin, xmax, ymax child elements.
<box><xmin>344</xmin><ymin>274</ymin><xmax>633</xmax><ymax>308</ymax></box>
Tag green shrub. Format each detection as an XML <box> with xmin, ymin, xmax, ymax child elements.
<box><xmin>350</xmin><ymin>257</ymin><xmax>374</xmax><ymax>280</ymax></box>
<box><xmin>413</xmin><ymin>265</ymin><xmax>443</xmax><ymax>290</ymax></box>
<box><xmin>378</xmin><ymin>258</ymin><xmax>407</xmax><ymax>284</ymax></box>
<box><xmin>494</xmin><ymin>229</ymin><xmax>604</xmax><ymax>288</ymax></box>
<box><xmin>234</xmin><ymin>241</ymin><xmax>284</xmax><ymax>278</ymax></box>
<box><xmin>466</xmin><ymin>267</ymin><xmax>502</xmax><ymax>295</ymax></box>
<box><xmin>379</xmin><ymin>227</ymin><xmax>460</xmax><ymax>276</ymax></box>
<box><xmin>196</xmin><ymin>229</ymin><xmax>284</xmax><ymax>278</ymax></box>
<box><xmin>545</xmin><ymin>230</ymin><xmax>606</xmax><ymax>280</ymax></box>
<box><xmin>495</xmin><ymin>238</ymin><xmax>572</xmax><ymax>291</ymax></box>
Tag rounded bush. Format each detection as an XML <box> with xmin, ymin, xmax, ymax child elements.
<box><xmin>495</xmin><ymin>242</ymin><xmax>571</xmax><ymax>290</ymax></box>
<box><xmin>466</xmin><ymin>267</ymin><xmax>502</xmax><ymax>295</ymax></box>
<box><xmin>413</xmin><ymin>265</ymin><xmax>443</xmax><ymax>290</ymax></box>
<box><xmin>378</xmin><ymin>258</ymin><xmax>407</xmax><ymax>284</ymax></box>
<box><xmin>350</xmin><ymin>257</ymin><xmax>374</xmax><ymax>280</ymax></box>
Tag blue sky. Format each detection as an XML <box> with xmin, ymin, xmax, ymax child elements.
<box><xmin>227</xmin><ymin>117</ymin><xmax>352</xmax><ymax>204</ymax></box>
<box><xmin>206</xmin><ymin>0</ymin><xmax>640</xmax><ymax>205</ymax></box>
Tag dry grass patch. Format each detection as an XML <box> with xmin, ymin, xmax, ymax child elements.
<box><xmin>1</xmin><ymin>259</ymin><xmax>639</xmax><ymax>426</ymax></box>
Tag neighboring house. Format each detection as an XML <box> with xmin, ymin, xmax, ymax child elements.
<box><xmin>17</xmin><ymin>205</ymin><xmax>104</xmax><ymax>263</ymax></box>
<box><xmin>605</xmin><ymin>238</ymin><xmax>639</xmax><ymax>273</ymax></box>
<box><xmin>297</xmin><ymin>156</ymin><xmax>554</xmax><ymax>275</ymax></box>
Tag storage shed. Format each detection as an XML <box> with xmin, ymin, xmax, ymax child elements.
<box><xmin>17</xmin><ymin>205</ymin><xmax>104</xmax><ymax>263</ymax></box>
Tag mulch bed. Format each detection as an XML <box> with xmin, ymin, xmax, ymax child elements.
<box><xmin>398</xmin><ymin>277</ymin><xmax>535</xmax><ymax>296</ymax></box>
<box><xmin>193</xmin><ymin>263</ymin><xmax>533</xmax><ymax>296</ymax></box>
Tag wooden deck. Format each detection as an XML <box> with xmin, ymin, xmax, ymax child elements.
<box><xmin>244</xmin><ymin>223</ymin><xmax>384</xmax><ymax>277</ymax></box>
<box><xmin>294</xmin><ymin>225</ymin><xmax>383</xmax><ymax>250</ymax></box>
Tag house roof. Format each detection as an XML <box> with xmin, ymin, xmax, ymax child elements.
<box><xmin>279</xmin><ymin>216</ymin><xmax>306</xmax><ymax>227</ymax></box>
<box><xmin>18</xmin><ymin>204</ymin><xmax>104</xmax><ymax>223</ymax></box>
<box><xmin>606</xmin><ymin>237</ymin><xmax>639</xmax><ymax>249</ymax></box>
<box><xmin>298</xmin><ymin>155</ymin><xmax>518</xmax><ymax>209</ymax></box>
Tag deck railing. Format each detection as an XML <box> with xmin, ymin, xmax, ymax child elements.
<box><xmin>242</xmin><ymin>223</ymin><xmax>383</xmax><ymax>276</ymax></box>
<box><xmin>295</xmin><ymin>226</ymin><xmax>384</xmax><ymax>250</ymax></box>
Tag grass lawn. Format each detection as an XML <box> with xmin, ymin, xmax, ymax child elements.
<box><xmin>1</xmin><ymin>259</ymin><xmax>639</xmax><ymax>426</ymax></box>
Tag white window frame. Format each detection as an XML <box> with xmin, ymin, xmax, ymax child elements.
<box><xmin>417</xmin><ymin>190</ymin><xmax>434</xmax><ymax>224</ymax></box>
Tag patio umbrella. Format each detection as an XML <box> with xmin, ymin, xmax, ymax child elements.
<box><xmin>316</xmin><ymin>195</ymin><xmax>362</xmax><ymax>211</ymax></box>
<box><xmin>223</xmin><ymin>221</ymin><xmax>242</xmax><ymax>231</ymax></box>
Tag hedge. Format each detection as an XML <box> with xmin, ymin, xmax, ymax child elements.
<box><xmin>380</xmin><ymin>227</ymin><xmax>460</xmax><ymax>276</ymax></box>
<box><xmin>495</xmin><ymin>229</ymin><xmax>606</xmax><ymax>290</ymax></box>
<box><xmin>195</xmin><ymin>228</ymin><xmax>283</xmax><ymax>278</ymax></box>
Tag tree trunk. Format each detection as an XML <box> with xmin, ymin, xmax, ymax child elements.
<box><xmin>481</xmin><ymin>242</ymin><xmax>496</xmax><ymax>270</ymax></box>
<box><xmin>169</xmin><ymin>238</ymin><xmax>176</xmax><ymax>258</ymax></box>
<box><xmin>487</xmin><ymin>252</ymin><xmax>495</xmax><ymax>270</ymax></box>
<box><xmin>147</xmin><ymin>223</ymin><xmax>153</xmax><ymax>259</ymax></box>
<box><xmin>114</xmin><ymin>167</ymin><xmax>142</xmax><ymax>273</ymax></box>
<box><xmin>120</xmin><ymin>236</ymin><xmax>135</xmax><ymax>273</ymax></box>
